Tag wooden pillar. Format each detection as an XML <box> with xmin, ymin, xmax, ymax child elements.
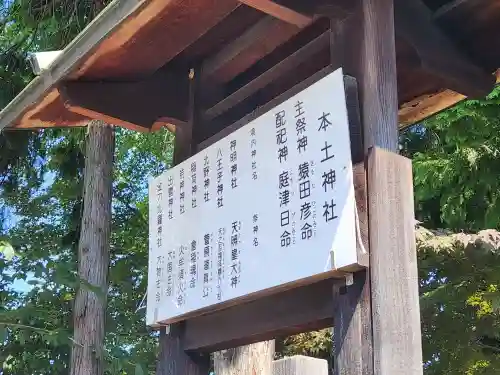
<box><xmin>273</xmin><ymin>356</ymin><xmax>328</xmax><ymax>375</ymax></box>
<box><xmin>367</xmin><ymin>148</ymin><xmax>422</xmax><ymax>374</ymax></box>
<box><xmin>157</xmin><ymin>68</ymin><xmax>210</xmax><ymax>375</ymax></box>
<box><xmin>331</xmin><ymin>0</ymin><xmax>423</xmax><ymax>374</ymax></box>
<box><xmin>157</xmin><ymin>325</ymin><xmax>209</xmax><ymax>375</ymax></box>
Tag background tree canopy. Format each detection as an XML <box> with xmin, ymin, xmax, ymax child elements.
<box><xmin>1</xmin><ymin>0</ymin><xmax>500</xmax><ymax>373</ymax></box>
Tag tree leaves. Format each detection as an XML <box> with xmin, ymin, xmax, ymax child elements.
<box><xmin>0</xmin><ymin>126</ymin><xmax>172</xmax><ymax>374</ymax></box>
<box><xmin>401</xmin><ymin>86</ymin><xmax>500</xmax><ymax>231</ymax></box>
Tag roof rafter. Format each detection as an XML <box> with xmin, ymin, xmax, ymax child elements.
<box><xmin>394</xmin><ymin>0</ymin><xmax>494</xmax><ymax>98</ymax></box>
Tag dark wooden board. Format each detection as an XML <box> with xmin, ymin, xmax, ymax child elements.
<box><xmin>184</xmin><ymin>277</ymin><xmax>341</xmax><ymax>352</ymax></box>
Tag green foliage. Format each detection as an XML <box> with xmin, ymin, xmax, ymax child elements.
<box><xmin>1</xmin><ymin>0</ymin><xmax>500</xmax><ymax>371</ymax></box>
<box><xmin>401</xmin><ymin>86</ymin><xmax>500</xmax><ymax>231</ymax></box>
<box><xmin>0</xmin><ymin>127</ymin><xmax>174</xmax><ymax>374</ymax></box>
<box><xmin>417</xmin><ymin>228</ymin><xmax>500</xmax><ymax>374</ymax></box>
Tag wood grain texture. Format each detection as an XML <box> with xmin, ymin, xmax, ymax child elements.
<box><xmin>333</xmin><ymin>271</ymin><xmax>370</xmax><ymax>375</ymax></box>
<box><xmin>238</xmin><ymin>0</ymin><xmax>312</xmax><ymax>27</ymax></box>
<box><xmin>330</xmin><ymin>1</ymin><xmax>399</xmax><ymax>152</ymax></box>
<box><xmin>367</xmin><ymin>147</ymin><xmax>423</xmax><ymax>375</ymax></box>
<box><xmin>273</xmin><ymin>356</ymin><xmax>328</xmax><ymax>375</ymax></box>
<box><xmin>394</xmin><ymin>0</ymin><xmax>494</xmax><ymax>98</ymax></box>
<box><xmin>183</xmin><ymin>278</ymin><xmax>341</xmax><ymax>352</ymax></box>
<box><xmin>358</xmin><ymin>0</ymin><xmax>399</xmax><ymax>152</ymax></box>
<box><xmin>214</xmin><ymin>341</ymin><xmax>274</xmax><ymax>375</ymax></box>
<box><xmin>157</xmin><ymin>325</ymin><xmax>210</xmax><ymax>375</ymax></box>
<box><xmin>398</xmin><ymin>89</ymin><xmax>465</xmax><ymax>128</ymax></box>
<box><xmin>173</xmin><ymin>69</ymin><xmax>199</xmax><ymax>164</ymax></box>
<box><xmin>60</xmin><ymin>69</ymin><xmax>189</xmax><ymax>131</ymax></box>
<box><xmin>201</xmin><ymin>16</ymin><xmax>306</xmax><ymax>84</ymax></box>
<box><xmin>204</xmin><ymin>30</ymin><xmax>329</xmax><ymax>121</ymax></box>
<box><xmin>74</xmin><ymin>0</ymin><xmax>240</xmax><ymax>79</ymax></box>
<box><xmin>70</xmin><ymin>121</ymin><xmax>114</xmax><ymax>375</ymax></box>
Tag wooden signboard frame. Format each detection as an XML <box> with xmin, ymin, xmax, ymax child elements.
<box><xmin>155</xmin><ymin>2</ymin><xmax>422</xmax><ymax>375</ymax></box>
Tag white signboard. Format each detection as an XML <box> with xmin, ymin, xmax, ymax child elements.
<box><xmin>147</xmin><ymin>68</ymin><xmax>360</xmax><ymax>326</ymax></box>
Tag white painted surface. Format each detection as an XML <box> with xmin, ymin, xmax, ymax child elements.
<box><xmin>147</xmin><ymin>68</ymin><xmax>357</xmax><ymax>325</ymax></box>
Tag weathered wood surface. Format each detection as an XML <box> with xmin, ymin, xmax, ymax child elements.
<box><xmin>60</xmin><ymin>69</ymin><xmax>189</xmax><ymax>131</ymax></box>
<box><xmin>367</xmin><ymin>147</ymin><xmax>423</xmax><ymax>375</ymax></box>
<box><xmin>214</xmin><ymin>341</ymin><xmax>274</xmax><ymax>375</ymax></box>
<box><xmin>157</xmin><ymin>325</ymin><xmax>209</xmax><ymax>375</ymax></box>
<box><xmin>332</xmin><ymin>272</ymin><xmax>369</xmax><ymax>375</ymax></box>
<box><xmin>74</xmin><ymin>0</ymin><xmax>241</xmax><ymax>79</ymax></box>
<box><xmin>204</xmin><ymin>30</ymin><xmax>329</xmax><ymax>121</ymax></box>
<box><xmin>70</xmin><ymin>121</ymin><xmax>114</xmax><ymax>375</ymax></box>
<box><xmin>358</xmin><ymin>0</ymin><xmax>399</xmax><ymax>153</ymax></box>
<box><xmin>3</xmin><ymin>0</ymin><xmax>500</xmax><ymax>132</ymax></box>
<box><xmin>394</xmin><ymin>0</ymin><xmax>494</xmax><ymax>98</ymax></box>
<box><xmin>238</xmin><ymin>0</ymin><xmax>311</xmax><ymax>27</ymax></box>
<box><xmin>273</xmin><ymin>356</ymin><xmax>328</xmax><ymax>375</ymax></box>
<box><xmin>183</xmin><ymin>278</ymin><xmax>340</xmax><ymax>352</ymax></box>
<box><xmin>173</xmin><ymin>69</ymin><xmax>198</xmax><ymax>164</ymax></box>
<box><xmin>201</xmin><ymin>16</ymin><xmax>306</xmax><ymax>84</ymax></box>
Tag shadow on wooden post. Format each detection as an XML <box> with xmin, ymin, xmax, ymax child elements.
<box><xmin>157</xmin><ymin>325</ymin><xmax>210</xmax><ymax>375</ymax></box>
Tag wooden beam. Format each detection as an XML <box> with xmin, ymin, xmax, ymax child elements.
<box><xmin>201</xmin><ymin>16</ymin><xmax>308</xmax><ymax>84</ymax></box>
<box><xmin>184</xmin><ymin>278</ymin><xmax>342</xmax><ymax>352</ymax></box>
<box><xmin>74</xmin><ymin>0</ymin><xmax>241</xmax><ymax>80</ymax></box>
<box><xmin>240</xmin><ymin>0</ymin><xmax>361</xmax><ymax>21</ymax></box>
<box><xmin>60</xmin><ymin>70</ymin><xmax>189</xmax><ymax>131</ymax></box>
<box><xmin>394</xmin><ymin>0</ymin><xmax>494</xmax><ymax>98</ymax></box>
<box><xmin>367</xmin><ymin>148</ymin><xmax>422</xmax><ymax>374</ymax></box>
<box><xmin>174</xmin><ymin>68</ymin><xmax>198</xmax><ymax>164</ymax></box>
<box><xmin>398</xmin><ymin>70</ymin><xmax>500</xmax><ymax>128</ymax></box>
<box><xmin>398</xmin><ymin>89</ymin><xmax>465</xmax><ymax>127</ymax></box>
<box><xmin>238</xmin><ymin>0</ymin><xmax>311</xmax><ymax>27</ymax></box>
<box><xmin>204</xmin><ymin>30</ymin><xmax>330</xmax><ymax>120</ymax></box>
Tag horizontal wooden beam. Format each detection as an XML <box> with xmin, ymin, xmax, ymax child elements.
<box><xmin>204</xmin><ymin>30</ymin><xmax>330</xmax><ymax>120</ymax></box>
<box><xmin>398</xmin><ymin>70</ymin><xmax>500</xmax><ymax>127</ymax></box>
<box><xmin>240</xmin><ymin>0</ymin><xmax>361</xmax><ymax>20</ymax></box>
<box><xmin>201</xmin><ymin>16</ymin><xmax>308</xmax><ymax>84</ymax></box>
<box><xmin>59</xmin><ymin>70</ymin><xmax>189</xmax><ymax>131</ymax></box>
<box><xmin>73</xmin><ymin>0</ymin><xmax>241</xmax><ymax>80</ymax></box>
<box><xmin>394</xmin><ymin>0</ymin><xmax>494</xmax><ymax>98</ymax></box>
<box><xmin>184</xmin><ymin>277</ymin><xmax>343</xmax><ymax>352</ymax></box>
<box><xmin>238</xmin><ymin>0</ymin><xmax>312</xmax><ymax>27</ymax></box>
<box><xmin>398</xmin><ymin>89</ymin><xmax>465</xmax><ymax>127</ymax></box>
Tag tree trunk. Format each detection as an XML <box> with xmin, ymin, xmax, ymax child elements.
<box><xmin>214</xmin><ymin>341</ymin><xmax>275</xmax><ymax>375</ymax></box>
<box><xmin>70</xmin><ymin>121</ymin><xmax>114</xmax><ymax>375</ymax></box>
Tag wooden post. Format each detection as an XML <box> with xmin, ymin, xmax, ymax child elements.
<box><xmin>157</xmin><ymin>68</ymin><xmax>210</xmax><ymax>375</ymax></box>
<box><xmin>214</xmin><ymin>341</ymin><xmax>275</xmax><ymax>375</ymax></box>
<box><xmin>331</xmin><ymin>0</ymin><xmax>423</xmax><ymax>374</ymax></box>
<box><xmin>273</xmin><ymin>356</ymin><xmax>328</xmax><ymax>375</ymax></box>
<box><xmin>157</xmin><ymin>325</ymin><xmax>209</xmax><ymax>375</ymax></box>
<box><xmin>367</xmin><ymin>148</ymin><xmax>422</xmax><ymax>374</ymax></box>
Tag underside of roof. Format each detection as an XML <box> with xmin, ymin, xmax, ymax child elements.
<box><xmin>1</xmin><ymin>0</ymin><xmax>499</xmax><ymax>143</ymax></box>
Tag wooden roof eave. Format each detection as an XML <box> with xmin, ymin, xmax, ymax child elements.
<box><xmin>0</xmin><ymin>0</ymin><xmax>242</xmax><ymax>132</ymax></box>
<box><xmin>0</xmin><ymin>0</ymin><xmax>499</xmax><ymax>135</ymax></box>
<box><xmin>0</xmin><ymin>0</ymin><xmax>146</xmax><ymax>131</ymax></box>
